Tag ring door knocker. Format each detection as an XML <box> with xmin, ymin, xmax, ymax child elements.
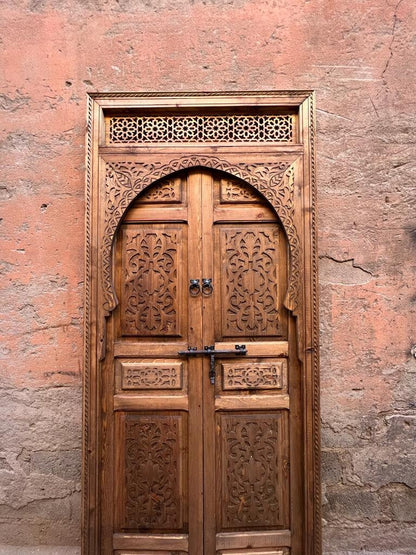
<box><xmin>189</xmin><ymin>279</ymin><xmax>201</xmax><ymax>296</ymax></box>
<box><xmin>202</xmin><ymin>278</ymin><xmax>213</xmax><ymax>296</ymax></box>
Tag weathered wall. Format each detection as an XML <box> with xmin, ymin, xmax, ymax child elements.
<box><xmin>0</xmin><ymin>0</ymin><xmax>415</xmax><ymax>553</ymax></box>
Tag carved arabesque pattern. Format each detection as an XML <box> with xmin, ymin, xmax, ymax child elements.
<box><xmin>121</xmin><ymin>362</ymin><xmax>182</xmax><ymax>390</ymax></box>
<box><xmin>220</xmin><ymin>179</ymin><xmax>259</xmax><ymax>203</ymax></box>
<box><xmin>140</xmin><ymin>178</ymin><xmax>182</xmax><ymax>203</ymax></box>
<box><xmin>220</xmin><ymin>414</ymin><xmax>283</xmax><ymax>528</ymax></box>
<box><xmin>103</xmin><ymin>156</ymin><xmax>301</xmax><ymax>317</ymax></box>
<box><xmin>222</xmin><ymin>361</ymin><xmax>286</xmax><ymax>390</ymax></box>
<box><xmin>108</xmin><ymin>114</ymin><xmax>293</xmax><ymax>144</ymax></box>
<box><xmin>121</xmin><ymin>228</ymin><xmax>179</xmax><ymax>336</ymax></box>
<box><xmin>123</xmin><ymin>414</ymin><xmax>183</xmax><ymax>530</ymax></box>
<box><xmin>221</xmin><ymin>227</ymin><xmax>279</xmax><ymax>336</ymax></box>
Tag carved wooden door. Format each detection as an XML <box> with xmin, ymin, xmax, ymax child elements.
<box><xmin>103</xmin><ymin>169</ymin><xmax>301</xmax><ymax>554</ymax></box>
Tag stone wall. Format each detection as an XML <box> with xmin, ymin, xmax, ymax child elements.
<box><xmin>1</xmin><ymin>0</ymin><xmax>415</xmax><ymax>553</ymax></box>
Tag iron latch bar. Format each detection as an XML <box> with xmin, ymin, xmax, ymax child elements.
<box><xmin>178</xmin><ymin>345</ymin><xmax>247</xmax><ymax>385</ymax></box>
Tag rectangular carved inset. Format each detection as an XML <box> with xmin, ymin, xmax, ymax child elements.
<box><xmin>220</xmin><ymin>178</ymin><xmax>260</xmax><ymax>204</ymax></box>
<box><xmin>108</xmin><ymin>114</ymin><xmax>293</xmax><ymax>144</ymax></box>
<box><xmin>121</xmin><ymin>225</ymin><xmax>183</xmax><ymax>337</ymax></box>
<box><xmin>217</xmin><ymin>412</ymin><xmax>289</xmax><ymax>530</ymax></box>
<box><xmin>120</xmin><ymin>361</ymin><xmax>183</xmax><ymax>390</ymax></box>
<box><xmin>219</xmin><ymin>225</ymin><xmax>280</xmax><ymax>337</ymax></box>
<box><xmin>222</xmin><ymin>360</ymin><xmax>287</xmax><ymax>391</ymax></box>
<box><xmin>218</xmin><ymin>550</ymin><xmax>289</xmax><ymax>555</ymax></box>
<box><xmin>120</xmin><ymin>413</ymin><xmax>187</xmax><ymax>531</ymax></box>
<box><xmin>139</xmin><ymin>177</ymin><xmax>182</xmax><ymax>204</ymax></box>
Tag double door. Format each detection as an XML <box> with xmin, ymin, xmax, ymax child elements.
<box><xmin>102</xmin><ymin>169</ymin><xmax>302</xmax><ymax>554</ymax></box>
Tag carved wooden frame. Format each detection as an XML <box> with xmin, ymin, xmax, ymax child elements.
<box><xmin>84</xmin><ymin>91</ymin><xmax>320</xmax><ymax>554</ymax></box>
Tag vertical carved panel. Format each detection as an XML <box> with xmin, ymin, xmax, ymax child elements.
<box><xmin>122</xmin><ymin>413</ymin><xmax>186</xmax><ymax>531</ymax></box>
<box><xmin>220</xmin><ymin>226</ymin><xmax>280</xmax><ymax>337</ymax></box>
<box><xmin>121</xmin><ymin>225</ymin><xmax>182</xmax><ymax>336</ymax></box>
<box><xmin>218</xmin><ymin>413</ymin><xmax>287</xmax><ymax>530</ymax></box>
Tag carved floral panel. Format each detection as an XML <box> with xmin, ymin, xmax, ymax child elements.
<box><xmin>222</xmin><ymin>360</ymin><xmax>287</xmax><ymax>390</ymax></box>
<box><xmin>220</xmin><ymin>226</ymin><xmax>280</xmax><ymax>337</ymax></box>
<box><xmin>120</xmin><ymin>362</ymin><xmax>183</xmax><ymax>390</ymax></box>
<box><xmin>218</xmin><ymin>412</ymin><xmax>287</xmax><ymax>529</ymax></box>
<box><xmin>139</xmin><ymin>177</ymin><xmax>182</xmax><ymax>204</ymax></box>
<box><xmin>122</xmin><ymin>413</ymin><xmax>186</xmax><ymax>530</ymax></box>
<box><xmin>220</xmin><ymin>178</ymin><xmax>260</xmax><ymax>203</ymax></box>
<box><xmin>121</xmin><ymin>225</ymin><xmax>182</xmax><ymax>337</ymax></box>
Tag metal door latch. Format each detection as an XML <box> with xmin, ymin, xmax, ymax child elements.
<box><xmin>178</xmin><ymin>344</ymin><xmax>247</xmax><ymax>385</ymax></box>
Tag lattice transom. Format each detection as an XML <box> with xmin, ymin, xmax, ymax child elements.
<box><xmin>108</xmin><ymin>114</ymin><xmax>293</xmax><ymax>143</ymax></box>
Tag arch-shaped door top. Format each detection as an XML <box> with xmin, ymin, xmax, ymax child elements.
<box><xmin>102</xmin><ymin>157</ymin><xmax>301</xmax><ymax>318</ymax></box>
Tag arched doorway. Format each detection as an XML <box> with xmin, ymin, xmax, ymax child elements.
<box><xmin>99</xmin><ymin>169</ymin><xmax>302</xmax><ymax>553</ymax></box>
<box><xmin>84</xmin><ymin>92</ymin><xmax>320</xmax><ymax>555</ymax></box>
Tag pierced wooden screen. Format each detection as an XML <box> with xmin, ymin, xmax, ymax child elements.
<box><xmin>108</xmin><ymin>114</ymin><xmax>293</xmax><ymax>144</ymax></box>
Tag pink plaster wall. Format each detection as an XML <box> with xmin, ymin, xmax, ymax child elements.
<box><xmin>0</xmin><ymin>0</ymin><xmax>415</xmax><ymax>552</ymax></box>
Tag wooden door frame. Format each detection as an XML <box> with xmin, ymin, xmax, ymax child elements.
<box><xmin>83</xmin><ymin>91</ymin><xmax>320</xmax><ymax>554</ymax></box>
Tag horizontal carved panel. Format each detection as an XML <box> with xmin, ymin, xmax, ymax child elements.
<box><xmin>218</xmin><ymin>412</ymin><xmax>288</xmax><ymax>530</ymax></box>
<box><xmin>219</xmin><ymin>226</ymin><xmax>280</xmax><ymax>337</ymax></box>
<box><xmin>108</xmin><ymin>114</ymin><xmax>293</xmax><ymax>144</ymax></box>
<box><xmin>121</xmin><ymin>225</ymin><xmax>183</xmax><ymax>337</ymax></box>
<box><xmin>115</xmin><ymin>552</ymin><xmax>187</xmax><ymax>555</ymax></box>
<box><xmin>222</xmin><ymin>360</ymin><xmax>287</xmax><ymax>390</ymax></box>
<box><xmin>218</xmin><ymin>550</ymin><xmax>289</xmax><ymax>555</ymax></box>
<box><xmin>120</xmin><ymin>362</ymin><xmax>183</xmax><ymax>390</ymax></box>
<box><xmin>121</xmin><ymin>413</ymin><xmax>187</xmax><ymax>531</ymax></box>
<box><xmin>139</xmin><ymin>177</ymin><xmax>182</xmax><ymax>204</ymax></box>
<box><xmin>220</xmin><ymin>178</ymin><xmax>260</xmax><ymax>204</ymax></box>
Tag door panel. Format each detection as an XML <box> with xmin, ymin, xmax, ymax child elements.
<box><xmin>120</xmin><ymin>224</ymin><xmax>186</xmax><ymax>338</ymax></box>
<box><xmin>115</xmin><ymin>411</ymin><xmax>188</xmax><ymax>532</ymax></box>
<box><xmin>111</xmin><ymin>174</ymin><xmax>202</xmax><ymax>554</ymax></box>
<box><xmin>108</xmin><ymin>170</ymin><xmax>298</xmax><ymax>554</ymax></box>
<box><xmin>216</xmin><ymin>224</ymin><xmax>281</xmax><ymax>338</ymax></box>
<box><xmin>217</xmin><ymin>411</ymin><xmax>289</xmax><ymax>530</ymax></box>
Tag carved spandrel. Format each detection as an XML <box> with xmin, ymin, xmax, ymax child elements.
<box><xmin>219</xmin><ymin>413</ymin><xmax>287</xmax><ymax>530</ymax></box>
<box><xmin>121</xmin><ymin>226</ymin><xmax>181</xmax><ymax>337</ymax></box>
<box><xmin>222</xmin><ymin>360</ymin><xmax>287</xmax><ymax>390</ymax></box>
<box><xmin>220</xmin><ymin>226</ymin><xmax>280</xmax><ymax>337</ymax></box>
<box><xmin>139</xmin><ymin>177</ymin><xmax>182</xmax><ymax>204</ymax></box>
<box><xmin>220</xmin><ymin>178</ymin><xmax>260</xmax><ymax>203</ymax></box>
<box><xmin>123</xmin><ymin>413</ymin><xmax>186</xmax><ymax>531</ymax></box>
<box><xmin>121</xmin><ymin>362</ymin><xmax>183</xmax><ymax>390</ymax></box>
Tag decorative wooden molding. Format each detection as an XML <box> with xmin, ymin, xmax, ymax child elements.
<box><xmin>103</xmin><ymin>157</ymin><xmax>301</xmax><ymax>316</ymax></box>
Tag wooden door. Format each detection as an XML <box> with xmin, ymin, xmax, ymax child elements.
<box><xmin>102</xmin><ymin>169</ymin><xmax>301</xmax><ymax>554</ymax></box>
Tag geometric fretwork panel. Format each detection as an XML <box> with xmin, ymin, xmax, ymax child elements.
<box><xmin>109</xmin><ymin>114</ymin><xmax>293</xmax><ymax>144</ymax></box>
